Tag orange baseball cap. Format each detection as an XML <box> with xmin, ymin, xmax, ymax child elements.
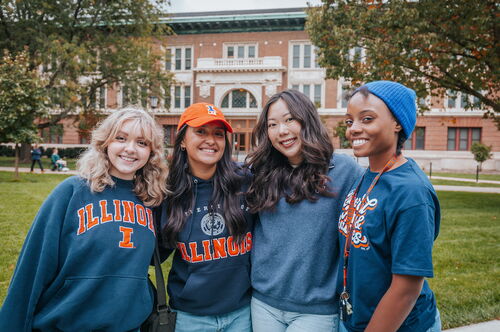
<box><xmin>177</xmin><ymin>103</ymin><xmax>233</xmax><ymax>133</ymax></box>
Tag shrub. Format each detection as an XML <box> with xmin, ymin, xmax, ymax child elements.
<box><xmin>0</xmin><ymin>145</ymin><xmax>14</xmax><ymax>157</ymax></box>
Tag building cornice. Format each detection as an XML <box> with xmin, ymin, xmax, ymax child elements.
<box><xmin>159</xmin><ymin>8</ymin><xmax>307</xmax><ymax>34</ymax></box>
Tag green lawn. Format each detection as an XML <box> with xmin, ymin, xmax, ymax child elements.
<box><xmin>431</xmin><ymin>172</ymin><xmax>500</xmax><ymax>182</ymax></box>
<box><xmin>0</xmin><ymin>171</ymin><xmax>499</xmax><ymax>328</ymax></box>
<box><xmin>0</xmin><ymin>156</ymin><xmax>77</xmax><ymax>170</ymax></box>
<box><xmin>431</xmin><ymin>179</ymin><xmax>500</xmax><ymax>188</ymax></box>
<box><xmin>429</xmin><ymin>191</ymin><xmax>500</xmax><ymax>328</ymax></box>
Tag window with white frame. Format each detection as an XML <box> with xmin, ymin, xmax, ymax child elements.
<box><xmin>84</xmin><ymin>86</ymin><xmax>107</xmax><ymax>110</ymax></box>
<box><xmin>290</xmin><ymin>42</ymin><xmax>320</xmax><ymax>69</ymax></box>
<box><xmin>122</xmin><ymin>85</ymin><xmax>138</xmax><ymax>106</ymax></box>
<box><xmin>91</xmin><ymin>85</ymin><xmax>106</xmax><ymax>109</ymax></box>
<box><xmin>224</xmin><ymin>43</ymin><xmax>257</xmax><ymax>59</ymax></box>
<box><xmin>447</xmin><ymin>127</ymin><xmax>481</xmax><ymax>151</ymax></box>
<box><xmin>165</xmin><ymin>46</ymin><xmax>192</xmax><ymax>71</ymax></box>
<box><xmin>221</xmin><ymin>89</ymin><xmax>257</xmax><ymax>108</ymax></box>
<box><xmin>348</xmin><ymin>46</ymin><xmax>365</xmax><ymax>63</ymax></box>
<box><xmin>291</xmin><ymin>84</ymin><xmax>322</xmax><ymax>107</ymax></box>
<box><xmin>170</xmin><ymin>85</ymin><xmax>191</xmax><ymax>109</ymax></box>
<box><xmin>446</xmin><ymin>90</ymin><xmax>482</xmax><ymax>110</ymax></box>
<box><xmin>122</xmin><ymin>85</ymin><xmax>157</xmax><ymax>108</ymax></box>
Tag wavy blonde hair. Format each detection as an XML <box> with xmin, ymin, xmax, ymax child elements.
<box><xmin>78</xmin><ymin>107</ymin><xmax>169</xmax><ymax>206</ymax></box>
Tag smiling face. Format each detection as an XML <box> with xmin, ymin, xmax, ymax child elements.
<box><xmin>182</xmin><ymin>121</ymin><xmax>226</xmax><ymax>179</ymax></box>
<box><xmin>345</xmin><ymin>92</ymin><xmax>401</xmax><ymax>170</ymax></box>
<box><xmin>107</xmin><ymin>119</ymin><xmax>151</xmax><ymax>180</ymax></box>
<box><xmin>267</xmin><ymin>98</ymin><xmax>303</xmax><ymax>165</ymax></box>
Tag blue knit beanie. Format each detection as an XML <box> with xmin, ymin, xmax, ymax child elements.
<box><xmin>360</xmin><ymin>81</ymin><xmax>417</xmax><ymax>140</ymax></box>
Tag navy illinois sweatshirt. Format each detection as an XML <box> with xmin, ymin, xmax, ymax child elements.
<box><xmin>157</xmin><ymin>173</ymin><xmax>256</xmax><ymax>315</ymax></box>
<box><xmin>0</xmin><ymin>176</ymin><xmax>156</xmax><ymax>332</ymax></box>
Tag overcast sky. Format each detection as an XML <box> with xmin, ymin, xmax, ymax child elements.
<box><xmin>167</xmin><ymin>0</ymin><xmax>323</xmax><ymax>13</ymax></box>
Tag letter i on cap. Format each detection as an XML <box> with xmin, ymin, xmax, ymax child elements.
<box><xmin>177</xmin><ymin>103</ymin><xmax>233</xmax><ymax>133</ymax></box>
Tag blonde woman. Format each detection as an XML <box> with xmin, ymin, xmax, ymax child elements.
<box><xmin>0</xmin><ymin>107</ymin><xmax>168</xmax><ymax>332</ymax></box>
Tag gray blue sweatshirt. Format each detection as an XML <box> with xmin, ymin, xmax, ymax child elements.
<box><xmin>251</xmin><ymin>153</ymin><xmax>363</xmax><ymax>314</ymax></box>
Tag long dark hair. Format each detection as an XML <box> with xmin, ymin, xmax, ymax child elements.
<box><xmin>245</xmin><ymin>89</ymin><xmax>334</xmax><ymax>212</ymax></box>
<box><xmin>162</xmin><ymin>125</ymin><xmax>247</xmax><ymax>247</ymax></box>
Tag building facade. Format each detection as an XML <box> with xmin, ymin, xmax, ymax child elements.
<box><xmin>47</xmin><ymin>8</ymin><xmax>500</xmax><ymax>171</ymax></box>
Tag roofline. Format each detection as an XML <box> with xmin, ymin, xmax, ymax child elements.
<box><xmin>165</xmin><ymin>7</ymin><xmax>307</xmax><ymax>19</ymax></box>
<box><xmin>158</xmin><ymin>7</ymin><xmax>308</xmax><ymax>34</ymax></box>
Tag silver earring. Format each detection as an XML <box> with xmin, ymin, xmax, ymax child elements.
<box><xmin>181</xmin><ymin>146</ymin><xmax>186</xmax><ymax>151</ymax></box>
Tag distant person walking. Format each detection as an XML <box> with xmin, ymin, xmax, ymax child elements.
<box><xmin>30</xmin><ymin>144</ymin><xmax>44</xmax><ymax>173</ymax></box>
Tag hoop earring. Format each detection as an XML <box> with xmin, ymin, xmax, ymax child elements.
<box><xmin>181</xmin><ymin>146</ymin><xmax>186</xmax><ymax>151</ymax></box>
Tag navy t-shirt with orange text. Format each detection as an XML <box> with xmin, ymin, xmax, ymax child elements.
<box><xmin>337</xmin><ymin>158</ymin><xmax>440</xmax><ymax>332</ymax></box>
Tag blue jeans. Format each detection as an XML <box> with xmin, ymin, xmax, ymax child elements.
<box><xmin>339</xmin><ymin>309</ymin><xmax>441</xmax><ymax>332</ymax></box>
<box><xmin>426</xmin><ymin>309</ymin><xmax>442</xmax><ymax>332</ymax></box>
<box><xmin>251</xmin><ymin>297</ymin><xmax>339</xmax><ymax>332</ymax></box>
<box><xmin>174</xmin><ymin>304</ymin><xmax>251</xmax><ymax>332</ymax></box>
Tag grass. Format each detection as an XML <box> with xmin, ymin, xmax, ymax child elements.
<box><xmin>430</xmin><ymin>172</ymin><xmax>500</xmax><ymax>182</ymax></box>
<box><xmin>431</xmin><ymin>179</ymin><xmax>500</xmax><ymax>188</ymax></box>
<box><xmin>0</xmin><ymin>171</ymin><xmax>498</xmax><ymax>328</ymax></box>
<box><xmin>0</xmin><ymin>172</ymin><xmax>72</xmax><ymax>300</ymax></box>
<box><xmin>0</xmin><ymin>156</ymin><xmax>77</xmax><ymax>170</ymax></box>
<box><xmin>429</xmin><ymin>191</ymin><xmax>500</xmax><ymax>329</ymax></box>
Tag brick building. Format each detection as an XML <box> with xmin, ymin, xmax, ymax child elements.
<box><xmin>47</xmin><ymin>8</ymin><xmax>500</xmax><ymax>171</ymax></box>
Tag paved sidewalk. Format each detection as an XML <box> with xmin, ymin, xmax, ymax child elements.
<box><xmin>0</xmin><ymin>166</ymin><xmax>78</xmax><ymax>175</ymax></box>
<box><xmin>433</xmin><ymin>185</ymin><xmax>500</xmax><ymax>193</ymax></box>
<box><xmin>430</xmin><ymin>175</ymin><xmax>500</xmax><ymax>184</ymax></box>
<box><xmin>445</xmin><ymin>320</ymin><xmax>500</xmax><ymax>331</ymax></box>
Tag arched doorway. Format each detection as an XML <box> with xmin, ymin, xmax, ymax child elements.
<box><xmin>220</xmin><ymin>89</ymin><xmax>258</xmax><ymax>158</ymax></box>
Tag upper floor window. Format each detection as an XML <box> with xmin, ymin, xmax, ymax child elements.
<box><xmin>291</xmin><ymin>84</ymin><xmax>322</xmax><ymax>108</ymax></box>
<box><xmin>169</xmin><ymin>85</ymin><xmax>191</xmax><ymax>109</ymax></box>
<box><xmin>346</xmin><ymin>46</ymin><xmax>365</xmax><ymax>63</ymax></box>
<box><xmin>90</xmin><ymin>85</ymin><xmax>107</xmax><ymax>110</ymax></box>
<box><xmin>224</xmin><ymin>43</ymin><xmax>257</xmax><ymax>59</ymax></box>
<box><xmin>447</xmin><ymin>127</ymin><xmax>481</xmax><ymax>151</ymax></box>
<box><xmin>290</xmin><ymin>43</ymin><xmax>319</xmax><ymax>69</ymax></box>
<box><xmin>221</xmin><ymin>89</ymin><xmax>257</xmax><ymax>109</ymax></box>
<box><xmin>41</xmin><ymin>124</ymin><xmax>63</xmax><ymax>144</ymax></box>
<box><xmin>98</xmin><ymin>86</ymin><xmax>106</xmax><ymax>109</ymax></box>
<box><xmin>122</xmin><ymin>85</ymin><xmax>149</xmax><ymax>108</ymax></box>
<box><xmin>165</xmin><ymin>46</ymin><xmax>192</xmax><ymax>71</ymax></box>
<box><xmin>446</xmin><ymin>90</ymin><xmax>482</xmax><ymax>110</ymax></box>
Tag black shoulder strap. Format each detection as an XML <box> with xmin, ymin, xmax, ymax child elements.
<box><xmin>152</xmin><ymin>210</ymin><xmax>167</xmax><ymax>308</ymax></box>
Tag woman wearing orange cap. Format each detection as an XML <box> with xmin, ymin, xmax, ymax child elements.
<box><xmin>156</xmin><ymin>103</ymin><xmax>255</xmax><ymax>331</ymax></box>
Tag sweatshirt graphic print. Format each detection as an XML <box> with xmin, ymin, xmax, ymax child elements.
<box><xmin>161</xmin><ymin>176</ymin><xmax>256</xmax><ymax>316</ymax></box>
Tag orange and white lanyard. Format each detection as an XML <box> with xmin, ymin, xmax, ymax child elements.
<box><xmin>341</xmin><ymin>156</ymin><xmax>398</xmax><ymax>297</ymax></box>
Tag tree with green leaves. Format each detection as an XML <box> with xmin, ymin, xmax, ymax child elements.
<box><xmin>471</xmin><ymin>142</ymin><xmax>492</xmax><ymax>171</ymax></box>
<box><xmin>0</xmin><ymin>50</ymin><xmax>48</xmax><ymax>178</ymax></box>
<box><xmin>306</xmin><ymin>0</ymin><xmax>499</xmax><ymax>127</ymax></box>
<box><xmin>0</xmin><ymin>0</ymin><xmax>173</xmax><ymax>142</ymax></box>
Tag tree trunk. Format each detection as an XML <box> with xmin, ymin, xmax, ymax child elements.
<box><xmin>14</xmin><ymin>143</ymin><xmax>20</xmax><ymax>179</ymax></box>
<box><xmin>20</xmin><ymin>143</ymin><xmax>32</xmax><ymax>163</ymax></box>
